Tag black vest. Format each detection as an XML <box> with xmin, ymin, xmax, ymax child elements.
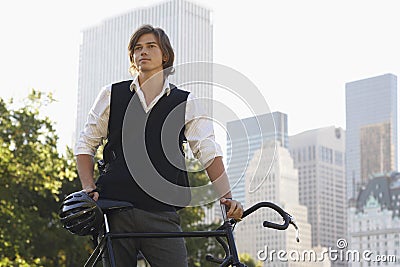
<box><xmin>96</xmin><ymin>80</ymin><xmax>190</xmax><ymax>211</ymax></box>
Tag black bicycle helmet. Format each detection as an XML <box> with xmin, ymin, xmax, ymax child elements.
<box><xmin>59</xmin><ymin>191</ymin><xmax>103</xmax><ymax>236</ymax></box>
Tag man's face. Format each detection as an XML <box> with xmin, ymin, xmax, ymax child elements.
<box><xmin>133</xmin><ymin>33</ymin><xmax>165</xmax><ymax>75</ymax></box>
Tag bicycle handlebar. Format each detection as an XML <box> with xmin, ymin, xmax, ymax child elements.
<box><xmin>207</xmin><ymin>201</ymin><xmax>298</xmax><ymax>266</ymax></box>
<box><xmin>234</xmin><ymin>201</ymin><xmax>291</xmax><ymax>230</ymax></box>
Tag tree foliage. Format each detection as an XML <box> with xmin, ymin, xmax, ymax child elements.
<box><xmin>0</xmin><ymin>91</ymin><xmax>91</xmax><ymax>266</ymax></box>
<box><xmin>239</xmin><ymin>253</ymin><xmax>263</xmax><ymax>267</ymax></box>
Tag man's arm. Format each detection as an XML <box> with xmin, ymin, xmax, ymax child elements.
<box><xmin>76</xmin><ymin>154</ymin><xmax>99</xmax><ymax>200</ymax></box>
<box><xmin>74</xmin><ymin>85</ymin><xmax>111</xmax><ymax>200</ymax></box>
<box><xmin>205</xmin><ymin>156</ymin><xmax>243</xmax><ymax>220</ymax></box>
<box><xmin>184</xmin><ymin>93</ymin><xmax>243</xmax><ymax>219</ymax></box>
<box><xmin>204</xmin><ymin>156</ymin><xmax>231</xmax><ymax>198</ymax></box>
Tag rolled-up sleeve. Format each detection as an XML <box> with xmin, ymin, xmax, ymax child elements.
<box><xmin>185</xmin><ymin>93</ymin><xmax>223</xmax><ymax>167</ymax></box>
<box><xmin>74</xmin><ymin>85</ymin><xmax>111</xmax><ymax>156</ymax></box>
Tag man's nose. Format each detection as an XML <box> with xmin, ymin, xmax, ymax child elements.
<box><xmin>141</xmin><ymin>48</ymin><xmax>149</xmax><ymax>56</ymax></box>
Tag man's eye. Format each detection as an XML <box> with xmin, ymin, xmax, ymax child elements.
<box><xmin>134</xmin><ymin>46</ymin><xmax>141</xmax><ymax>51</ymax></box>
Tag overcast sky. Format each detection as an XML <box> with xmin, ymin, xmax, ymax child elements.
<box><xmin>1</xmin><ymin>0</ymin><xmax>399</xmax><ymax>154</ymax></box>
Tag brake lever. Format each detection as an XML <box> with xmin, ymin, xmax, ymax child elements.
<box><xmin>220</xmin><ymin>203</ymin><xmax>229</xmax><ymax>222</ymax></box>
<box><xmin>287</xmin><ymin>213</ymin><xmax>300</xmax><ymax>242</ymax></box>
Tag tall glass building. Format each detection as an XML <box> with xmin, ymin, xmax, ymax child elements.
<box><xmin>75</xmin><ymin>0</ymin><xmax>213</xmax><ymax>140</ymax></box>
<box><xmin>345</xmin><ymin>73</ymin><xmax>397</xmax><ymax>200</ymax></box>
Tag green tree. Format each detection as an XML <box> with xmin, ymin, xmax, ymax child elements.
<box><xmin>239</xmin><ymin>252</ymin><xmax>263</xmax><ymax>267</ymax></box>
<box><xmin>0</xmin><ymin>91</ymin><xmax>91</xmax><ymax>266</ymax></box>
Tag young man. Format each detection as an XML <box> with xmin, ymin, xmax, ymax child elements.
<box><xmin>75</xmin><ymin>24</ymin><xmax>243</xmax><ymax>266</ymax></box>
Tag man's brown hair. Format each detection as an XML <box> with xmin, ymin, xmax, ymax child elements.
<box><xmin>128</xmin><ymin>24</ymin><xmax>175</xmax><ymax>76</ymax></box>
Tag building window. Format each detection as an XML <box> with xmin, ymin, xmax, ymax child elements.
<box><xmin>312</xmin><ymin>145</ymin><xmax>316</xmax><ymax>160</ymax></box>
<box><xmin>335</xmin><ymin>151</ymin><xmax>343</xmax><ymax>166</ymax></box>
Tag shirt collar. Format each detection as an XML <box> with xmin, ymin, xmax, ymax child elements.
<box><xmin>129</xmin><ymin>75</ymin><xmax>171</xmax><ymax>96</ymax></box>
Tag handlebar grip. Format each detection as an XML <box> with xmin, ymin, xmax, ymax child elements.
<box><xmin>241</xmin><ymin>202</ymin><xmax>291</xmax><ymax>230</ymax></box>
<box><xmin>263</xmin><ymin>220</ymin><xmax>289</xmax><ymax>230</ymax></box>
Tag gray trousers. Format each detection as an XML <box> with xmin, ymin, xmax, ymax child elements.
<box><xmin>102</xmin><ymin>207</ymin><xmax>188</xmax><ymax>267</ymax></box>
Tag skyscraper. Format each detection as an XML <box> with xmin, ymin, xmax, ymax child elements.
<box><xmin>345</xmin><ymin>73</ymin><xmax>397</xmax><ymax>200</ymax></box>
<box><xmin>235</xmin><ymin>141</ymin><xmax>330</xmax><ymax>266</ymax></box>
<box><xmin>290</xmin><ymin>126</ymin><xmax>346</xmax><ymax>266</ymax></box>
<box><xmin>76</xmin><ymin>0</ymin><xmax>213</xmax><ymax>140</ymax></box>
<box><xmin>226</xmin><ymin>112</ymin><xmax>288</xmax><ymax>206</ymax></box>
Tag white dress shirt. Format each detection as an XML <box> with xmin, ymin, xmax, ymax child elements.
<box><xmin>75</xmin><ymin>76</ymin><xmax>223</xmax><ymax>167</ymax></box>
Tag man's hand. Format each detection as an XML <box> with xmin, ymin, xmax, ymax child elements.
<box><xmin>82</xmin><ymin>187</ymin><xmax>99</xmax><ymax>201</ymax></box>
<box><xmin>220</xmin><ymin>198</ymin><xmax>243</xmax><ymax>220</ymax></box>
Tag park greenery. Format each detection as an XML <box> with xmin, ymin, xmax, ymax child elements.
<box><xmin>0</xmin><ymin>90</ymin><xmax>260</xmax><ymax>266</ymax></box>
<box><xmin>0</xmin><ymin>91</ymin><xmax>87</xmax><ymax>266</ymax></box>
